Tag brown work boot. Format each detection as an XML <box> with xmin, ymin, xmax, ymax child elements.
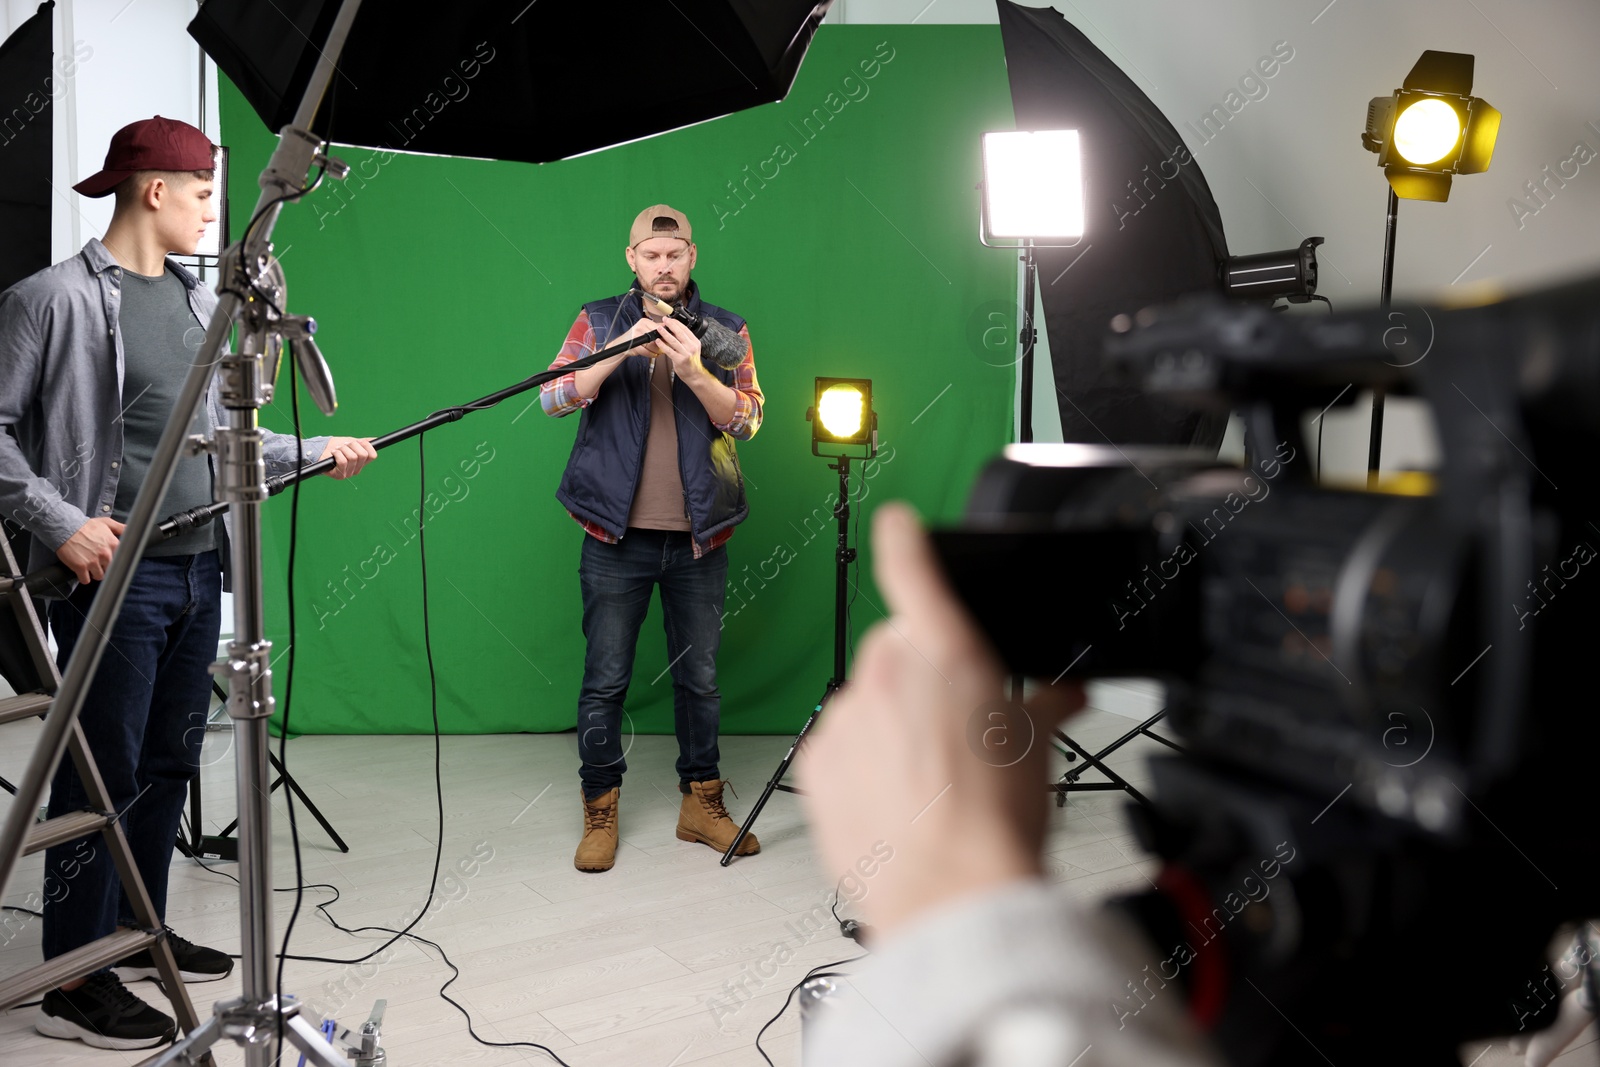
<box><xmin>677</xmin><ymin>779</ymin><xmax>759</xmax><ymax>856</ymax></box>
<box><xmin>575</xmin><ymin>787</ymin><xmax>620</xmax><ymax>872</ymax></box>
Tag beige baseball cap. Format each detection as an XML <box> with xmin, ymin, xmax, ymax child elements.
<box><xmin>630</xmin><ymin>204</ymin><xmax>692</xmax><ymax>248</ymax></box>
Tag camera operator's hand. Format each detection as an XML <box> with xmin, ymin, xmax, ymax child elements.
<box><xmin>56</xmin><ymin>516</ymin><xmax>125</xmax><ymax>583</ymax></box>
<box><xmin>797</xmin><ymin>503</ymin><xmax>1085</xmax><ymax>938</ymax></box>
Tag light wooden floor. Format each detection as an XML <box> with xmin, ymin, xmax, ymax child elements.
<box><xmin>1</xmin><ymin>696</ymin><xmax>1594</xmax><ymax>1066</ymax></box>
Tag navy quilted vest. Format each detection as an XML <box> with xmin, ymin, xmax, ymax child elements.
<box><xmin>555</xmin><ymin>281</ymin><xmax>749</xmax><ymax>544</ymax></box>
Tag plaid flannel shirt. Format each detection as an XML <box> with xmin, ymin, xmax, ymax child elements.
<box><xmin>540</xmin><ymin>307</ymin><xmax>763</xmax><ymax>557</ymax></box>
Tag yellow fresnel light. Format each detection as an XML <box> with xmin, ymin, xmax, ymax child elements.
<box><xmin>1362</xmin><ymin>49</ymin><xmax>1499</xmax><ymax>202</ymax></box>
<box><xmin>1392</xmin><ymin>97</ymin><xmax>1462</xmax><ymax>166</ymax></box>
<box><xmin>1358</xmin><ymin>50</ymin><xmax>1499</xmax><ymax>484</ymax></box>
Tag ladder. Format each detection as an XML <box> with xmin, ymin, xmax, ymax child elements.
<box><xmin>0</xmin><ymin>524</ymin><xmax>212</xmax><ymax>1063</ymax></box>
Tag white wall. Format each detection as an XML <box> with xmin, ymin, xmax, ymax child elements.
<box><xmin>829</xmin><ymin>0</ymin><xmax>1600</xmax><ymax>479</ymax></box>
<box><xmin>3</xmin><ymin>0</ymin><xmax>218</xmax><ymax>264</ymax></box>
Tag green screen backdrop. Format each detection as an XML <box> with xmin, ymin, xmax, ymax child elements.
<box><xmin>220</xmin><ymin>26</ymin><xmax>1018</xmax><ymax>735</ymax></box>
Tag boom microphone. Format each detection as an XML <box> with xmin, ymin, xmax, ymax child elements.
<box><xmin>636</xmin><ymin>290</ymin><xmax>749</xmax><ymax>370</ymax></box>
<box><xmin>21</xmin><ymin>301</ymin><xmax>746</xmax><ymax>598</ymax></box>
<box><xmin>673</xmin><ymin>306</ymin><xmax>748</xmax><ymax>370</ymax></box>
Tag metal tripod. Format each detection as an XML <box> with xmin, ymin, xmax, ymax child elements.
<box><xmin>145</xmin><ymin>12</ymin><xmax>366</xmax><ymax>1059</ymax></box>
<box><xmin>1051</xmin><ymin>709</ymin><xmax>1183</xmax><ymax>808</ymax></box>
<box><xmin>176</xmin><ymin>680</ymin><xmax>350</xmax><ymax>863</ymax></box>
<box><xmin>1004</xmin><ymin>242</ymin><xmax>1182</xmax><ymax>805</ymax></box>
<box><xmin>722</xmin><ymin>452</ymin><xmax>862</xmax><ymax>865</ymax></box>
<box><xmin>0</xmin><ymin>3</ymin><xmax>367</xmax><ymax>1065</ymax></box>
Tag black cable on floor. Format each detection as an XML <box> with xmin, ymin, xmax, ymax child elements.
<box><xmin>412</xmin><ymin>436</ymin><xmax>570</xmax><ymax>1065</ymax></box>
<box><xmin>185</xmin><ymin>849</ymin><xmax>573</xmax><ymax>1066</ymax></box>
<box><xmin>273</xmin><ymin>381</ymin><xmax>443</xmax><ymax>961</ymax></box>
<box><xmin>755</xmin><ymin>954</ymin><xmax>867</xmax><ymax>1067</ymax></box>
<box><xmin>183</xmin><ymin>847</ymin><xmax>343</xmax><ymax>943</ymax></box>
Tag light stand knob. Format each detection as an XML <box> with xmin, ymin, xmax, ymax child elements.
<box><xmin>282</xmin><ymin>316</ymin><xmax>338</xmax><ymax>416</ymax></box>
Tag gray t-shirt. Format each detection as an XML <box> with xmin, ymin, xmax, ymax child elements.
<box><xmin>112</xmin><ymin>266</ymin><xmax>216</xmax><ymax>556</ymax></box>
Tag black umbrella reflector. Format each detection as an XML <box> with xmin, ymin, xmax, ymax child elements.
<box><xmin>188</xmin><ymin>0</ymin><xmax>833</xmax><ymax>165</ymax></box>
<box><xmin>0</xmin><ymin>1</ymin><xmax>56</xmax><ymax>295</ymax></box>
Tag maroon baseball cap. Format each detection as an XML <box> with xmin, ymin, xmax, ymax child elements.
<box><xmin>73</xmin><ymin>116</ymin><xmax>216</xmax><ymax>198</ymax></box>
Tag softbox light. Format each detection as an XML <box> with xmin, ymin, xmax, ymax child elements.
<box><xmin>996</xmin><ymin>0</ymin><xmax>1230</xmax><ymax>450</ymax></box>
<box><xmin>0</xmin><ymin>1</ymin><xmax>54</xmax><ymax>294</ymax></box>
<box><xmin>188</xmin><ymin>0</ymin><xmax>833</xmax><ymax>165</ymax></box>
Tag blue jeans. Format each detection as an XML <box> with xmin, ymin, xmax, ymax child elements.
<box><xmin>577</xmin><ymin>530</ymin><xmax>728</xmax><ymax>799</ymax></box>
<box><xmin>41</xmin><ymin>551</ymin><xmax>221</xmax><ymax>962</ymax></box>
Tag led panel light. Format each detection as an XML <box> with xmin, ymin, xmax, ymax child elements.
<box><xmin>196</xmin><ymin>145</ymin><xmax>229</xmax><ymax>259</ymax></box>
<box><xmin>809</xmin><ymin>377</ymin><xmax>875</xmax><ymax>456</ymax></box>
<box><xmin>981</xmin><ymin>130</ymin><xmax>1085</xmax><ymax>244</ymax></box>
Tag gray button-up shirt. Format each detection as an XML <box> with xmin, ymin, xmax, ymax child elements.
<box><xmin>0</xmin><ymin>239</ymin><xmax>329</xmax><ymax>585</ymax></box>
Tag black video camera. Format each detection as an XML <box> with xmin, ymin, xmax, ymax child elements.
<box><xmin>932</xmin><ymin>275</ymin><xmax>1600</xmax><ymax>1064</ymax></box>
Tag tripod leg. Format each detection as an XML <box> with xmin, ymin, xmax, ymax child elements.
<box><xmin>1062</xmin><ymin>716</ymin><xmax>1156</xmax><ymax>784</ymax></box>
<box><xmin>205</xmin><ymin>705</ymin><xmax>345</xmax><ymax>853</ymax></box>
<box><xmin>268</xmin><ymin>750</ymin><xmax>350</xmax><ymax>853</ymax></box>
<box><xmin>173</xmin><ymin>774</ymin><xmax>203</xmax><ymax>859</ymax></box>
<box><xmin>174</xmin><ymin>684</ymin><xmax>228</xmax><ymax>854</ymax></box>
<box><xmin>1052</xmin><ymin>730</ymin><xmax>1152</xmax><ymax>807</ymax></box>
<box><xmin>215</xmin><ymin>772</ymin><xmax>286</xmax><ymax>840</ymax></box>
<box><xmin>721</xmin><ymin>690</ymin><xmax>833</xmax><ymax>867</ymax></box>
<box><xmin>282</xmin><ymin>1010</ymin><xmax>354</xmax><ymax>1067</ymax></box>
<box><xmin>136</xmin><ymin>1013</ymin><xmax>224</xmax><ymax>1067</ymax></box>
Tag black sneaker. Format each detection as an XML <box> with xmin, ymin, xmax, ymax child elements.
<box><xmin>115</xmin><ymin>926</ymin><xmax>235</xmax><ymax>983</ymax></box>
<box><xmin>35</xmin><ymin>971</ymin><xmax>176</xmax><ymax>1050</ymax></box>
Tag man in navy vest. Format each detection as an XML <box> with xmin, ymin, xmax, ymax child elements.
<box><xmin>540</xmin><ymin>205</ymin><xmax>765</xmax><ymax>872</ymax></box>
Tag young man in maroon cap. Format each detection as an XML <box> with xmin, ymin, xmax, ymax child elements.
<box><xmin>0</xmin><ymin>115</ymin><xmax>377</xmax><ymax>1049</ymax></box>
<box><xmin>540</xmin><ymin>205</ymin><xmax>764</xmax><ymax>873</ymax></box>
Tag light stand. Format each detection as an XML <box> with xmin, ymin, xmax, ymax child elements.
<box><xmin>0</xmin><ymin>2</ymin><xmax>366</xmax><ymax>1063</ymax></box>
<box><xmin>1360</xmin><ymin>49</ymin><xmax>1500</xmax><ymax>486</ymax></box>
<box><xmin>146</xmin><ymin>20</ymin><xmax>366</xmax><ymax>1065</ymax></box>
<box><xmin>1018</xmin><ymin>242</ymin><xmax>1039</xmax><ymax>445</ymax></box>
<box><xmin>1369</xmin><ymin>187</ymin><xmax>1400</xmax><ymax>483</ymax></box>
<box><xmin>720</xmin><ymin>456</ymin><xmax>855</xmax><ymax>864</ymax></box>
<box><xmin>978</xmin><ymin>129</ymin><xmax>1099</xmax><ymax>756</ymax></box>
<box><xmin>721</xmin><ymin>380</ymin><xmax>877</xmax><ymax>864</ymax></box>
<box><xmin>978</xmin><ymin>128</ymin><xmax>1084</xmax><ymax>449</ymax></box>
<box><xmin>175</xmin><ymin>680</ymin><xmax>351</xmax><ymax>863</ymax></box>
<box><xmin>976</xmin><ymin>130</ymin><xmax>1181</xmax><ymax>804</ymax></box>
<box><xmin>1012</xmin><ymin>243</ymin><xmax>1036</xmax><ymax>706</ymax></box>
